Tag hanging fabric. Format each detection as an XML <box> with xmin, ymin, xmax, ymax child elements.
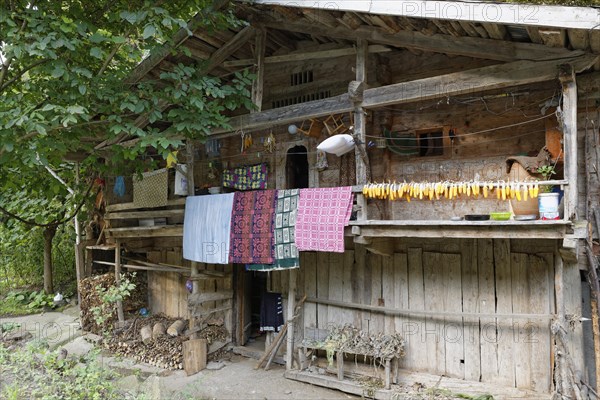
<box><xmin>222</xmin><ymin>163</ymin><xmax>268</xmax><ymax>191</ymax></box>
<box><xmin>174</xmin><ymin>164</ymin><xmax>188</xmax><ymax>196</ymax></box>
<box><xmin>133</xmin><ymin>168</ymin><xmax>168</xmax><ymax>208</ymax></box>
<box><xmin>295</xmin><ymin>187</ymin><xmax>353</xmax><ymax>253</ymax></box>
<box><xmin>113</xmin><ymin>176</ymin><xmax>126</xmax><ymax>198</ymax></box>
<box><xmin>260</xmin><ymin>292</ymin><xmax>284</xmax><ymax>332</ymax></box>
<box><xmin>247</xmin><ymin>189</ymin><xmax>299</xmax><ymax>272</ymax></box>
<box><xmin>229</xmin><ymin>190</ymin><xmax>277</xmax><ymax>265</ymax></box>
<box><xmin>183</xmin><ymin>193</ymin><xmax>235</xmax><ymax>264</ymax></box>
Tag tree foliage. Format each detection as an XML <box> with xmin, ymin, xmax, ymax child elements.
<box><xmin>0</xmin><ymin>0</ymin><xmax>253</xmax><ymax>173</ymax></box>
<box><xmin>0</xmin><ymin>0</ymin><xmax>254</xmax><ymax>292</ymax></box>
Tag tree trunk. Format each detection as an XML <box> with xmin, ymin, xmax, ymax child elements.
<box><xmin>43</xmin><ymin>225</ymin><xmax>57</xmax><ymax>294</ymax></box>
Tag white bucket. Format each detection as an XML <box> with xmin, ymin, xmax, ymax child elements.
<box><xmin>538</xmin><ymin>193</ymin><xmax>560</xmax><ymax>220</ymax></box>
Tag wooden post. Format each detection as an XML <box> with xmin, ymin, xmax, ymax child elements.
<box><xmin>559</xmin><ymin>64</ymin><xmax>578</xmax><ymax>221</ymax></box>
<box><xmin>186</xmin><ymin>140</ymin><xmax>200</xmax><ymax>339</ymax></box>
<box><xmin>286</xmin><ymin>269</ymin><xmax>297</xmax><ymax>371</ymax></box>
<box><xmin>115</xmin><ymin>239</ymin><xmax>125</xmax><ymax>325</ymax></box>
<box><xmin>252</xmin><ymin>28</ymin><xmax>266</xmax><ymax>112</ymax></box>
<box><xmin>74</xmin><ymin>242</ymin><xmax>84</xmax><ymax>305</ymax></box>
<box><xmin>354</xmin><ymin>39</ymin><xmax>369</xmax><ymax>221</ymax></box>
<box><xmin>183</xmin><ymin>338</ymin><xmax>207</xmax><ymax>376</ymax></box>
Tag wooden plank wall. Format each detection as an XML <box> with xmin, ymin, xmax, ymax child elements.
<box><xmin>270</xmin><ymin>238</ymin><xmax>563</xmax><ymax>393</ymax></box>
<box><xmin>146</xmin><ymin>249</ymin><xmax>233</xmax><ymax>322</ymax></box>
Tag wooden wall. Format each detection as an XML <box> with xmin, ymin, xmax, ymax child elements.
<box><xmin>269</xmin><ymin>238</ymin><xmax>580</xmax><ymax>393</ymax></box>
<box><xmin>147</xmin><ymin>249</ymin><xmax>190</xmax><ymax>319</ymax></box>
<box><xmin>145</xmin><ymin>249</ymin><xmax>233</xmax><ymax>322</ymax></box>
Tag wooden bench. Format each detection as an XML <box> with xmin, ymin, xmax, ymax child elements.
<box><xmin>299</xmin><ymin>328</ymin><xmax>400</xmax><ymax>390</ymax></box>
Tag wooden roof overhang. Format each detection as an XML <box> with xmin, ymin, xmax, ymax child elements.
<box><xmin>97</xmin><ymin>1</ymin><xmax>598</xmax><ymax>241</ymax></box>
<box><xmin>88</xmin><ymin>0</ymin><xmax>600</xmax><ymax>150</ymax></box>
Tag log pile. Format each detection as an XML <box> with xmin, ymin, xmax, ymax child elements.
<box><xmin>105</xmin><ymin>314</ymin><xmax>229</xmax><ymax>370</ymax></box>
<box><xmin>79</xmin><ymin>272</ymin><xmax>147</xmax><ymax>334</ymax></box>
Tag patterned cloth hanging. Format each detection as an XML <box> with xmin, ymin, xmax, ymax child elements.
<box><xmin>133</xmin><ymin>169</ymin><xmax>168</xmax><ymax>208</ymax></box>
<box><xmin>183</xmin><ymin>193</ymin><xmax>235</xmax><ymax>264</ymax></box>
<box><xmin>222</xmin><ymin>163</ymin><xmax>268</xmax><ymax>191</ymax></box>
<box><xmin>295</xmin><ymin>187</ymin><xmax>353</xmax><ymax>253</ymax></box>
<box><xmin>247</xmin><ymin>189</ymin><xmax>300</xmax><ymax>271</ymax></box>
<box><xmin>229</xmin><ymin>190</ymin><xmax>277</xmax><ymax>264</ymax></box>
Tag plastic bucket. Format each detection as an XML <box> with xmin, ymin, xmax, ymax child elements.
<box><xmin>538</xmin><ymin>193</ymin><xmax>560</xmax><ymax>220</ymax></box>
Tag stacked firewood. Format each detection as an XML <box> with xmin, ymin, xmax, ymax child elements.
<box><xmin>79</xmin><ymin>272</ymin><xmax>147</xmax><ymax>334</ymax></box>
<box><xmin>105</xmin><ymin>314</ymin><xmax>228</xmax><ymax>370</ymax></box>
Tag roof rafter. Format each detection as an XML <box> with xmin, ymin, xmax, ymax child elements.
<box><xmin>252</xmin><ymin>16</ymin><xmax>583</xmax><ymax>62</ymax></box>
<box><xmin>244</xmin><ymin>0</ymin><xmax>600</xmax><ymax>30</ymax></box>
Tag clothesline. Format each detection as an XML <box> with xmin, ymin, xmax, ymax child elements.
<box><xmin>182</xmin><ymin>187</ymin><xmax>354</xmax><ymax>271</ymax></box>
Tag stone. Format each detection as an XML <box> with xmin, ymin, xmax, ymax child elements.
<box><xmin>139</xmin><ymin>375</ymin><xmax>162</xmax><ymax>400</ymax></box>
<box><xmin>117</xmin><ymin>375</ymin><xmax>141</xmax><ymax>396</ymax></box>
<box><xmin>206</xmin><ymin>361</ymin><xmax>226</xmax><ymax>371</ymax></box>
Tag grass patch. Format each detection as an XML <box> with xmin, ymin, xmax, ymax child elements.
<box><xmin>0</xmin><ymin>341</ymin><xmax>140</xmax><ymax>399</ymax></box>
<box><xmin>0</xmin><ymin>295</ymin><xmax>37</xmax><ymax>317</ymax></box>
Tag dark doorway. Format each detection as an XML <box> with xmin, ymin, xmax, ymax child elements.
<box><xmin>286</xmin><ymin>145</ymin><xmax>309</xmax><ymax>189</ymax></box>
<box><xmin>234</xmin><ymin>267</ymin><xmax>268</xmax><ymax>346</ymax></box>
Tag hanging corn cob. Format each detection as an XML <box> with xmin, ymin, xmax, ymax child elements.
<box><xmin>361</xmin><ymin>180</ymin><xmax>542</xmax><ymax>202</ymax></box>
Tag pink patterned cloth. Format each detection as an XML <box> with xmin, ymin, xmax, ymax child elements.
<box><xmin>295</xmin><ymin>187</ymin><xmax>353</xmax><ymax>253</ymax></box>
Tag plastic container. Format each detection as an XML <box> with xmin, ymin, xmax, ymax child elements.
<box><xmin>490</xmin><ymin>212</ymin><xmax>511</xmax><ymax>221</ymax></box>
<box><xmin>538</xmin><ymin>192</ymin><xmax>560</xmax><ymax>220</ymax></box>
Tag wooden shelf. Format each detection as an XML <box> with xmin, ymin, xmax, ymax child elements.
<box><xmin>105</xmin><ymin>225</ymin><xmax>183</xmax><ymax>238</ymax></box>
<box><xmin>349</xmin><ymin>219</ymin><xmax>573</xmax><ymax>239</ymax></box>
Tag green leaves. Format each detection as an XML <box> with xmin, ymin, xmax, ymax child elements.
<box><xmin>142</xmin><ymin>24</ymin><xmax>156</xmax><ymax>39</ymax></box>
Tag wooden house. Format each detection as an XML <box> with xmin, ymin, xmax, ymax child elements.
<box><xmin>82</xmin><ymin>1</ymin><xmax>600</xmax><ymax>398</ymax></box>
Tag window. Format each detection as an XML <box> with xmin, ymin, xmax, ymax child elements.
<box><xmin>417</xmin><ymin>128</ymin><xmax>444</xmax><ymax>157</ymax></box>
<box><xmin>290</xmin><ymin>70</ymin><xmax>313</xmax><ymax>86</ymax></box>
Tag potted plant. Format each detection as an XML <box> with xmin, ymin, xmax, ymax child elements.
<box><xmin>536</xmin><ymin>164</ymin><xmax>560</xmax><ymax>220</ymax></box>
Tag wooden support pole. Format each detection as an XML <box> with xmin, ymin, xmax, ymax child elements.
<box><xmin>286</xmin><ymin>269</ymin><xmax>297</xmax><ymax>371</ymax></box>
<box><xmin>186</xmin><ymin>140</ymin><xmax>200</xmax><ymax>339</ymax></box>
<box><xmin>588</xmin><ymin>208</ymin><xmax>600</xmax><ymax>395</ymax></box>
<box><xmin>115</xmin><ymin>239</ymin><xmax>125</xmax><ymax>325</ymax></box>
<box><xmin>252</xmin><ymin>28</ymin><xmax>266</xmax><ymax>112</ymax></box>
<box><xmin>354</xmin><ymin>38</ymin><xmax>369</xmax><ymax>222</ymax></box>
<box><xmin>559</xmin><ymin>64</ymin><xmax>578</xmax><ymax>221</ymax></box>
<box><xmin>555</xmin><ymin>253</ymin><xmax>565</xmax><ymax>324</ymax></box>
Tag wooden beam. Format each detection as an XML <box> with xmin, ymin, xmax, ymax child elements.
<box><xmin>526</xmin><ymin>26</ymin><xmax>543</xmax><ymax>44</ymax></box>
<box><xmin>222</xmin><ymin>44</ymin><xmax>390</xmax><ymax>68</ymax></box>
<box><xmin>251</xmin><ymin>28</ymin><xmax>267</xmax><ymax>112</ymax></box>
<box><xmin>482</xmin><ymin>23</ymin><xmax>507</xmax><ymax>40</ymax></box>
<box><xmin>248</xmin><ymin>0</ymin><xmax>600</xmax><ymax>30</ymax></box>
<box><xmin>361</xmin><ymin>55</ymin><xmax>597</xmax><ymax>109</ymax></box>
<box><xmin>286</xmin><ymin>269</ymin><xmax>296</xmax><ymax>371</ymax></box>
<box><xmin>209</xmin><ymin>54</ymin><xmax>598</xmax><ymax>136</ymax></box>
<box><xmin>568</xmin><ymin>29</ymin><xmax>590</xmax><ymax>51</ymax></box>
<box><xmin>106</xmin><ymin>198</ymin><xmax>185</xmax><ymax>212</ymax></box>
<box><xmin>115</xmin><ymin>239</ymin><xmax>125</xmax><ymax>325</ymax></box>
<box><xmin>538</xmin><ymin>28</ymin><xmax>567</xmax><ymax>48</ymax></box>
<box><xmin>189</xmin><ymin>290</ymin><xmax>233</xmax><ymax>305</ymax></box>
<box><xmin>205</xmin><ymin>26</ymin><xmax>256</xmax><ymax>72</ymax></box>
<box><xmin>105</xmin><ymin>209</ymin><xmax>184</xmax><ymax>220</ymax></box>
<box><xmin>559</xmin><ymin>64</ymin><xmax>578</xmax><ymax>221</ymax></box>
<box><xmin>106</xmin><ymin>225</ymin><xmax>183</xmax><ymax>238</ymax></box>
<box><xmin>125</xmin><ymin>0</ymin><xmax>229</xmax><ymax>84</ymax></box>
<box><xmin>354</xmin><ymin>39</ymin><xmax>369</xmax><ymax>222</ymax></box>
<box><xmin>255</xmin><ymin>18</ymin><xmax>581</xmax><ymax>62</ymax></box>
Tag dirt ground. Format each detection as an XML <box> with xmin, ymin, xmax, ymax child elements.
<box><xmin>1</xmin><ymin>309</ymin><xmax>549</xmax><ymax>400</ymax></box>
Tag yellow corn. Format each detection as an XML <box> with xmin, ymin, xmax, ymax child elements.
<box><xmin>483</xmin><ymin>186</ymin><xmax>488</xmax><ymax>198</ymax></box>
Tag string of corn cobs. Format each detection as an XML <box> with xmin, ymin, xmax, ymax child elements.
<box><xmin>362</xmin><ymin>180</ymin><xmax>544</xmax><ymax>202</ymax></box>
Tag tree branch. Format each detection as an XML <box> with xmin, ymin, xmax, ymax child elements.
<box><xmin>0</xmin><ymin>177</ymin><xmax>95</xmax><ymax>228</ymax></box>
<box><xmin>0</xmin><ymin>59</ymin><xmax>49</xmax><ymax>93</ymax></box>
